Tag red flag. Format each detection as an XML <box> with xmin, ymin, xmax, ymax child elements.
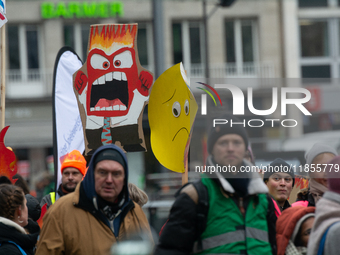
<box><xmin>37</xmin><ymin>203</ymin><xmax>47</xmax><ymax>228</ymax></box>
<box><xmin>0</xmin><ymin>126</ymin><xmax>18</xmax><ymax>183</ymax></box>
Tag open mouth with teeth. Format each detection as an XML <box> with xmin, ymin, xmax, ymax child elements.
<box><xmin>90</xmin><ymin>71</ymin><xmax>129</xmax><ymax>113</ymax></box>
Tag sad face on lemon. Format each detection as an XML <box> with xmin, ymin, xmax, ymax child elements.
<box><xmin>148</xmin><ymin>63</ymin><xmax>197</xmax><ymax>173</ymax></box>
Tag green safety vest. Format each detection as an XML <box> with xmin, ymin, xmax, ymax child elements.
<box><xmin>194</xmin><ymin>178</ymin><xmax>272</xmax><ymax>255</ymax></box>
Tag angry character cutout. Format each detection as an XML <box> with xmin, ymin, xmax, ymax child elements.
<box><xmin>74</xmin><ymin>24</ymin><xmax>153</xmax><ymax>155</ymax></box>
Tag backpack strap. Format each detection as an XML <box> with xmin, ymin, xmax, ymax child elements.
<box><xmin>0</xmin><ymin>241</ymin><xmax>28</xmax><ymax>255</ymax></box>
<box><xmin>192</xmin><ymin>179</ymin><xmax>209</xmax><ymax>251</ymax></box>
<box><xmin>317</xmin><ymin>222</ymin><xmax>339</xmax><ymax>255</ymax></box>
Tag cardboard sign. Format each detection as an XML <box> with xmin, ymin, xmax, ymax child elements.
<box><xmin>288</xmin><ymin>175</ymin><xmax>309</xmax><ymax>204</ymax></box>
<box><xmin>73</xmin><ymin>24</ymin><xmax>153</xmax><ymax>155</ymax></box>
<box><xmin>148</xmin><ymin>63</ymin><xmax>198</xmax><ymax>173</ymax></box>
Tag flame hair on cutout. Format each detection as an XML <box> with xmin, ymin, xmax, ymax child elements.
<box><xmin>89</xmin><ymin>24</ymin><xmax>137</xmax><ymax>52</ymax></box>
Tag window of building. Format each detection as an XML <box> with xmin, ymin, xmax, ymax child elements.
<box><xmin>26</xmin><ymin>26</ymin><xmax>40</xmax><ymax>70</ymax></box>
<box><xmin>225</xmin><ymin>19</ymin><xmax>258</xmax><ymax>75</ymax></box>
<box><xmin>300</xmin><ymin>20</ymin><xmax>329</xmax><ymax>57</ymax></box>
<box><xmin>172</xmin><ymin>23</ymin><xmax>183</xmax><ymax>65</ymax></box>
<box><xmin>299</xmin><ymin>18</ymin><xmax>340</xmax><ymax>78</ymax></box>
<box><xmin>299</xmin><ymin>0</ymin><xmax>328</xmax><ymax>8</ymax></box>
<box><xmin>64</xmin><ymin>25</ymin><xmax>74</xmax><ymax>51</ymax></box>
<box><xmin>63</xmin><ymin>23</ymin><xmax>91</xmax><ymax>61</ymax></box>
<box><xmin>7</xmin><ymin>24</ymin><xmax>45</xmax><ymax>98</ymax></box>
<box><xmin>189</xmin><ymin>25</ymin><xmax>203</xmax><ymax>64</ymax></box>
<box><xmin>7</xmin><ymin>24</ymin><xmax>41</xmax><ymax>77</ymax></box>
<box><xmin>301</xmin><ymin>65</ymin><xmax>331</xmax><ymax>78</ymax></box>
<box><xmin>135</xmin><ymin>23</ymin><xmax>154</xmax><ymax>72</ymax></box>
<box><xmin>81</xmin><ymin>25</ymin><xmax>90</xmax><ymax>59</ymax></box>
<box><xmin>298</xmin><ymin>0</ymin><xmax>340</xmax><ymax>8</ymax></box>
<box><xmin>137</xmin><ymin>24</ymin><xmax>149</xmax><ymax>67</ymax></box>
<box><xmin>8</xmin><ymin>26</ymin><xmax>20</xmax><ymax>70</ymax></box>
<box><xmin>172</xmin><ymin>21</ymin><xmax>204</xmax><ymax>76</ymax></box>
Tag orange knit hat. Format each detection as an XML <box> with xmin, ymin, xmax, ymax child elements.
<box><xmin>61</xmin><ymin>150</ymin><xmax>87</xmax><ymax>176</ymax></box>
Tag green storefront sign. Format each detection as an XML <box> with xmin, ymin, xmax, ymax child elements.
<box><xmin>41</xmin><ymin>1</ymin><xmax>124</xmax><ymax>19</ymax></box>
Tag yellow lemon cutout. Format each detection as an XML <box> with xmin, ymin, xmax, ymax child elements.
<box><xmin>148</xmin><ymin>63</ymin><xmax>198</xmax><ymax>173</ymax></box>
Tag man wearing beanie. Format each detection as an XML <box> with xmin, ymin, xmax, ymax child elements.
<box><xmin>36</xmin><ymin>145</ymin><xmax>152</xmax><ymax>255</ymax></box>
<box><xmin>40</xmin><ymin>149</ymin><xmax>87</xmax><ymax>210</ymax></box>
<box><xmin>303</xmin><ymin>143</ymin><xmax>338</xmax><ymax>206</ymax></box>
<box><xmin>307</xmin><ymin>155</ymin><xmax>340</xmax><ymax>255</ymax></box>
<box><xmin>264</xmin><ymin>158</ymin><xmax>295</xmax><ymax>211</ymax></box>
<box><xmin>156</xmin><ymin>118</ymin><xmax>277</xmax><ymax>255</ymax></box>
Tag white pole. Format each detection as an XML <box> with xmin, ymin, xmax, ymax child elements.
<box><xmin>1</xmin><ymin>24</ymin><xmax>6</xmax><ymax>129</ymax></box>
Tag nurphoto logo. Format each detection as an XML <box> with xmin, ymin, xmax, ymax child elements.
<box><xmin>198</xmin><ymin>83</ymin><xmax>312</xmax><ymax>128</ymax></box>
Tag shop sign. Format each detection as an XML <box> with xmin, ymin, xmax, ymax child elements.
<box><xmin>41</xmin><ymin>1</ymin><xmax>124</xmax><ymax>19</ymax></box>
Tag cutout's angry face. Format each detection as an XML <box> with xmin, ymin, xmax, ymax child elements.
<box><xmin>148</xmin><ymin>63</ymin><xmax>198</xmax><ymax>173</ymax></box>
<box><xmin>73</xmin><ymin>24</ymin><xmax>153</xmax><ymax>154</ymax></box>
<box><xmin>86</xmin><ymin>48</ymin><xmax>138</xmax><ymax>117</ymax></box>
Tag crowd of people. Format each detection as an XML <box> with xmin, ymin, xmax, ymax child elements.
<box><xmin>0</xmin><ymin>122</ymin><xmax>339</xmax><ymax>255</ymax></box>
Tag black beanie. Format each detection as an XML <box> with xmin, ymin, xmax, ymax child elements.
<box><xmin>25</xmin><ymin>194</ymin><xmax>41</xmax><ymax>221</ymax></box>
<box><xmin>207</xmin><ymin>118</ymin><xmax>249</xmax><ymax>154</ymax></box>
<box><xmin>263</xmin><ymin>158</ymin><xmax>295</xmax><ymax>187</ymax></box>
<box><xmin>94</xmin><ymin>149</ymin><xmax>126</xmax><ymax>170</ymax></box>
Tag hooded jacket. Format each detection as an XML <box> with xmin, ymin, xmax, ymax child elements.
<box><xmin>276</xmin><ymin>206</ymin><xmax>315</xmax><ymax>255</ymax></box>
<box><xmin>307</xmin><ymin>191</ymin><xmax>340</xmax><ymax>255</ymax></box>
<box><xmin>0</xmin><ymin>217</ymin><xmax>39</xmax><ymax>255</ymax></box>
<box><xmin>36</xmin><ymin>144</ymin><xmax>152</xmax><ymax>255</ymax></box>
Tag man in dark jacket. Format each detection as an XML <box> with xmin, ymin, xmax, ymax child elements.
<box><xmin>36</xmin><ymin>144</ymin><xmax>152</xmax><ymax>255</ymax></box>
<box><xmin>40</xmin><ymin>149</ymin><xmax>86</xmax><ymax>209</ymax></box>
<box><xmin>155</xmin><ymin>121</ymin><xmax>277</xmax><ymax>255</ymax></box>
